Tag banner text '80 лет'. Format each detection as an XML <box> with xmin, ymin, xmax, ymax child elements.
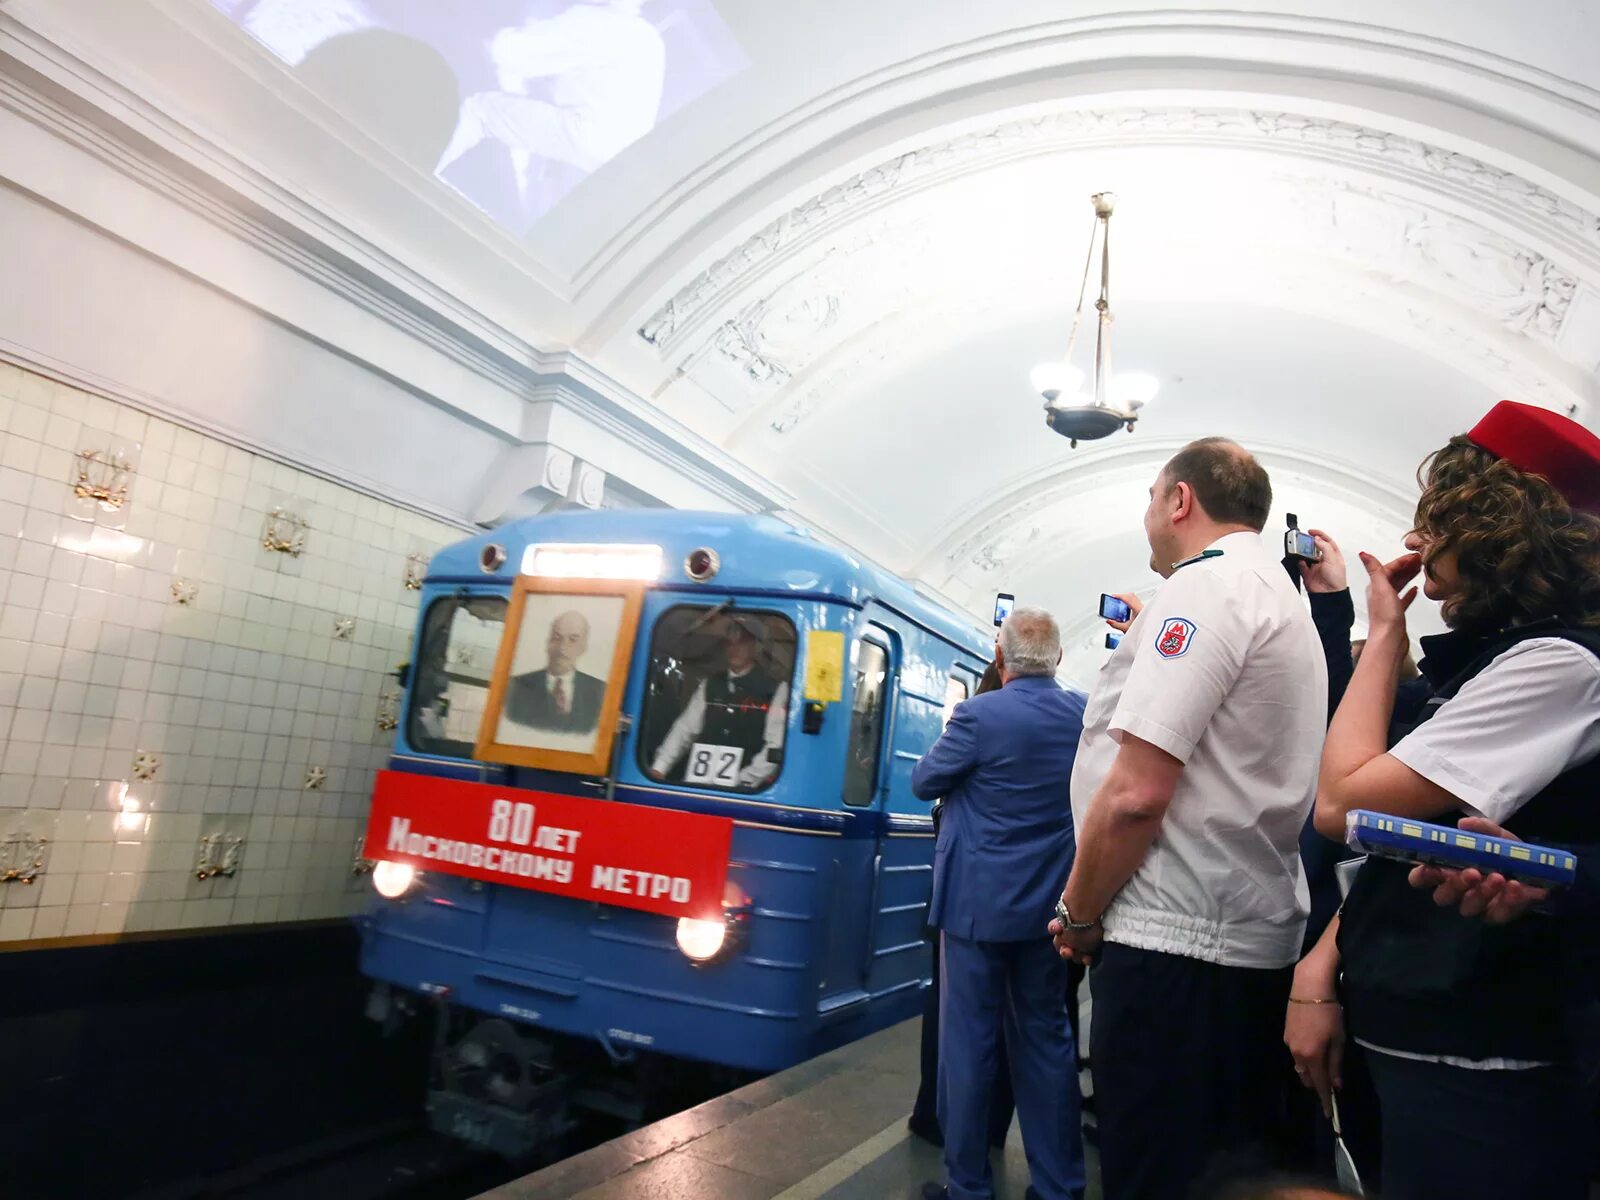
<box><xmin>363</xmin><ymin>771</ymin><xmax>734</xmax><ymax>920</ymax></box>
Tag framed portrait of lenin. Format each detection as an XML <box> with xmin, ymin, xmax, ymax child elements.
<box><xmin>474</xmin><ymin>576</ymin><xmax>645</xmax><ymax>775</ymax></box>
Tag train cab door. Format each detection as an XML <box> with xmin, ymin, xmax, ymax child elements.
<box><xmin>815</xmin><ymin>627</ymin><xmax>894</xmax><ymax>1020</ymax></box>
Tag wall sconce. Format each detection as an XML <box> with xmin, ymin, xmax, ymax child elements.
<box><xmin>376</xmin><ymin>688</ymin><xmax>400</xmax><ymax>733</ymax></box>
<box><xmin>351</xmin><ymin>835</ymin><xmax>376</xmax><ymax>877</ymax></box>
<box><xmin>195</xmin><ymin>833</ymin><xmax>243</xmax><ymax>881</ymax></box>
<box><xmin>0</xmin><ymin>834</ymin><xmax>47</xmax><ymax>884</ymax></box>
<box><xmin>171</xmin><ymin>579</ymin><xmax>198</xmax><ymax>606</ymax></box>
<box><xmin>71</xmin><ymin>445</ymin><xmax>137</xmax><ymax>512</ymax></box>
<box><xmin>132</xmin><ymin>752</ymin><xmax>160</xmax><ymax>781</ymax></box>
<box><xmin>403</xmin><ymin>552</ymin><xmax>428</xmax><ymax>591</ymax></box>
<box><xmin>304</xmin><ymin>766</ymin><xmax>327</xmax><ymax>790</ymax></box>
<box><xmin>334</xmin><ymin>617</ymin><xmax>355</xmax><ymax>641</ymax></box>
<box><xmin>261</xmin><ymin>507</ymin><xmax>308</xmax><ymax>556</ymax></box>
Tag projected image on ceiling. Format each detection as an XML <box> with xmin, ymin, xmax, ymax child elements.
<box><xmin>212</xmin><ymin>0</ymin><xmax>747</xmax><ymax>235</ymax></box>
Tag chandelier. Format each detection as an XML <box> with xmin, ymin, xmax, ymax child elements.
<box><xmin>1031</xmin><ymin>192</ymin><xmax>1158</xmax><ymax>446</ymax></box>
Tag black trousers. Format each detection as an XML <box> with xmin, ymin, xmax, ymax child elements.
<box><xmin>1090</xmin><ymin>942</ymin><xmax>1294</xmax><ymax>1200</ymax></box>
<box><xmin>1364</xmin><ymin>1048</ymin><xmax>1586</xmax><ymax>1200</ymax></box>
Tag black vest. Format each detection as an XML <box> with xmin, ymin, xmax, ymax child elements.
<box><xmin>701</xmin><ymin>670</ymin><xmax>779</xmax><ymax>768</ymax></box>
<box><xmin>1339</xmin><ymin>622</ymin><xmax>1600</xmax><ymax>1062</ymax></box>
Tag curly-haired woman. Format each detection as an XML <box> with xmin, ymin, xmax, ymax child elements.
<box><xmin>1284</xmin><ymin>401</ymin><xmax>1600</xmax><ymax>1199</ymax></box>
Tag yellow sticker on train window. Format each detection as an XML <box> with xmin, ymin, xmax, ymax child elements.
<box><xmin>804</xmin><ymin>630</ymin><xmax>845</xmax><ymax>703</ymax></box>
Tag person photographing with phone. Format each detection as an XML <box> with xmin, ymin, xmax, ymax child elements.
<box><xmin>1052</xmin><ymin>438</ymin><xmax>1327</xmax><ymax>1199</ymax></box>
<box><xmin>1286</xmin><ymin>401</ymin><xmax>1600</xmax><ymax>1200</ymax></box>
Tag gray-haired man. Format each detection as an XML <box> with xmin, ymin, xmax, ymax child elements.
<box><xmin>913</xmin><ymin>608</ymin><xmax>1088</xmax><ymax>1200</ymax></box>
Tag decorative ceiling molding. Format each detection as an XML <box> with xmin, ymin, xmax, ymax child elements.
<box><xmin>637</xmin><ymin>108</ymin><xmax>1600</xmax><ymax>360</ymax></box>
<box><xmin>651</xmin><ymin>136</ymin><xmax>1597</xmax><ymax>444</ymax></box>
<box><xmin>583</xmin><ymin>7</ymin><xmax>1600</xmax><ymax>305</ymax></box>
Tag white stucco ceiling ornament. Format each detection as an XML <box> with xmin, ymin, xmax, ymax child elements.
<box><xmin>683</xmin><ymin>215</ymin><xmax>947</xmax><ymax>411</ymax></box>
<box><xmin>637</xmin><ymin>107</ymin><xmax>1598</xmax><ymax>462</ymax></box>
<box><xmin>1290</xmin><ymin>185</ymin><xmax>1578</xmax><ymax>343</ymax></box>
<box><xmin>698</xmin><ymin>189</ymin><xmax>1586</xmax><ymax>448</ymax></box>
<box><xmin>637</xmin><ymin>108</ymin><xmax>1600</xmax><ymax>357</ymax></box>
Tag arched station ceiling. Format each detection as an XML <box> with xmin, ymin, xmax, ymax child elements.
<box><xmin>11</xmin><ymin>1</ymin><xmax>1600</xmax><ymax>682</ymax></box>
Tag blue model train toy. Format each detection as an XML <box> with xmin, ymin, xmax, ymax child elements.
<box><xmin>1345</xmin><ymin>810</ymin><xmax>1578</xmax><ymax>889</ymax></box>
<box><xmin>355</xmin><ymin>510</ymin><xmax>991</xmax><ymax>1155</ymax></box>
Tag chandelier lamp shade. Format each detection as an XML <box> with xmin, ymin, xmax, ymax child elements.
<box><xmin>1033</xmin><ymin>192</ymin><xmax>1158</xmax><ymax>446</ymax></box>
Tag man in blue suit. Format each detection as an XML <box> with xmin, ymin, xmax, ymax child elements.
<box><xmin>912</xmin><ymin>606</ymin><xmax>1088</xmax><ymax>1200</ymax></box>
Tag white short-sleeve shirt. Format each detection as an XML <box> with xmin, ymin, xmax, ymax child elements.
<box><xmin>1360</xmin><ymin>636</ymin><xmax>1600</xmax><ymax>1071</ymax></box>
<box><xmin>1389</xmin><ymin>638</ymin><xmax>1600</xmax><ymax>823</ymax></box>
<box><xmin>1072</xmin><ymin>531</ymin><xmax>1328</xmax><ymax>969</ymax></box>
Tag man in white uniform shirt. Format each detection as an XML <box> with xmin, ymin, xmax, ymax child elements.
<box><xmin>1050</xmin><ymin>437</ymin><xmax>1327</xmax><ymax>1199</ymax></box>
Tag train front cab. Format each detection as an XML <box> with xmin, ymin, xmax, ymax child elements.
<box><xmin>357</xmin><ymin>519</ymin><xmax>988</xmax><ymax>1143</ymax></box>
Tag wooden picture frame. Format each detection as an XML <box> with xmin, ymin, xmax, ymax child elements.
<box><xmin>474</xmin><ymin>576</ymin><xmax>646</xmax><ymax>775</ymax></box>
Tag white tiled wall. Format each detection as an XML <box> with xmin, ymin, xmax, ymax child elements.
<box><xmin>0</xmin><ymin>360</ymin><xmax>468</xmax><ymax>943</ymax></box>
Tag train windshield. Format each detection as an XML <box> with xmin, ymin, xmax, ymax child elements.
<box><xmin>638</xmin><ymin>605</ymin><xmax>798</xmax><ymax>793</ymax></box>
<box><xmin>408</xmin><ymin>594</ymin><xmax>509</xmax><ymax>757</ymax></box>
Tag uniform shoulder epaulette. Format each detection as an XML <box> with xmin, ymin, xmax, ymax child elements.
<box><xmin>1170</xmin><ymin>548</ymin><xmax>1225</xmax><ymax>572</ymax></box>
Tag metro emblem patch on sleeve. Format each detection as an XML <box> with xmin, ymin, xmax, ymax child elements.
<box><xmin>1155</xmin><ymin>616</ymin><xmax>1197</xmax><ymax>658</ymax></box>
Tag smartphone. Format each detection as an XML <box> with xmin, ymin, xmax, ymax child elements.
<box><xmin>1105</xmin><ymin>631</ymin><xmax>1122</xmax><ymax>650</ymax></box>
<box><xmin>1345</xmin><ymin>810</ymin><xmax>1576</xmax><ymax>889</ymax></box>
<box><xmin>1099</xmin><ymin>593</ymin><xmax>1131</xmax><ymax>623</ymax></box>
<box><xmin>1284</xmin><ymin>528</ymin><xmax>1322</xmax><ymax>563</ymax></box>
<box><xmin>993</xmin><ymin>592</ymin><xmax>1014</xmax><ymax>627</ymax></box>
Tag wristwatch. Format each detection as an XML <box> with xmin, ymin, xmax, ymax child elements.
<box><xmin>1054</xmin><ymin>898</ymin><xmax>1100</xmax><ymax>932</ymax></box>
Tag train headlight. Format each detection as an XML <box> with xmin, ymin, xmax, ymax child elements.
<box><xmin>675</xmin><ymin>917</ymin><xmax>727</xmax><ymax>962</ymax></box>
<box><xmin>373</xmin><ymin>860</ymin><xmax>417</xmax><ymax>899</ymax></box>
<box><xmin>674</xmin><ymin>881</ymin><xmax>752</xmax><ymax>966</ymax></box>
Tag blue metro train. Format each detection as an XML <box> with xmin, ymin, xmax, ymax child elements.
<box><xmin>356</xmin><ymin>509</ymin><xmax>990</xmax><ymax>1154</ymax></box>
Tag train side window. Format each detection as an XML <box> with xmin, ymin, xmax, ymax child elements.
<box><xmin>407</xmin><ymin>595</ymin><xmax>508</xmax><ymax>757</ymax></box>
<box><xmin>639</xmin><ymin>606</ymin><xmax>798</xmax><ymax>793</ymax></box>
<box><xmin>842</xmin><ymin>639</ymin><xmax>890</xmax><ymax>807</ymax></box>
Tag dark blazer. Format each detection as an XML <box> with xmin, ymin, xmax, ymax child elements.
<box><xmin>912</xmin><ymin>676</ymin><xmax>1087</xmax><ymax>942</ymax></box>
<box><xmin>504</xmin><ymin>669</ymin><xmax>605</xmax><ymax>734</ymax></box>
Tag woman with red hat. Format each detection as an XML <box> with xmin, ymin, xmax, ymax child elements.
<box><xmin>1283</xmin><ymin>401</ymin><xmax>1600</xmax><ymax>1199</ymax></box>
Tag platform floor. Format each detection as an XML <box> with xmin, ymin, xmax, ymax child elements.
<box><xmin>472</xmin><ymin>1019</ymin><xmax>1100</xmax><ymax>1200</ymax></box>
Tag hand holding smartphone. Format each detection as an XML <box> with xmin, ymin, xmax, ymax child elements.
<box><xmin>1099</xmin><ymin>592</ymin><xmax>1140</xmax><ymax>634</ymax></box>
<box><xmin>1099</xmin><ymin>593</ymin><xmax>1131</xmax><ymax>623</ymax></box>
<box><xmin>1284</xmin><ymin>512</ymin><xmax>1323</xmax><ymax>564</ymax></box>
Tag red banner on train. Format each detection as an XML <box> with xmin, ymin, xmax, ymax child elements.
<box><xmin>363</xmin><ymin>771</ymin><xmax>734</xmax><ymax>920</ymax></box>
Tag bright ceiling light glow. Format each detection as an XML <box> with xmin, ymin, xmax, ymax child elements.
<box><xmin>1110</xmin><ymin>371</ymin><xmax>1160</xmax><ymax>409</ymax></box>
<box><xmin>675</xmin><ymin>916</ymin><xmax>728</xmax><ymax>963</ymax></box>
<box><xmin>522</xmin><ymin>543</ymin><xmax>663</xmax><ymax>581</ymax></box>
<box><xmin>373</xmin><ymin>860</ymin><xmax>417</xmax><ymax>899</ymax></box>
<box><xmin>1028</xmin><ymin>361</ymin><xmax>1085</xmax><ymax>402</ymax></box>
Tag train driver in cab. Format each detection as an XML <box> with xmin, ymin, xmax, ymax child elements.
<box><xmin>505</xmin><ymin>610</ymin><xmax>606</xmax><ymax>733</ymax></box>
<box><xmin>650</xmin><ymin>615</ymin><xmax>789</xmax><ymax>789</ymax></box>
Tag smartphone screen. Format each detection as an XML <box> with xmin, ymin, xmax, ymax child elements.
<box><xmin>1105</xmin><ymin>631</ymin><xmax>1122</xmax><ymax>650</ymax></box>
<box><xmin>1286</xmin><ymin>530</ymin><xmax>1321</xmax><ymax>561</ymax></box>
<box><xmin>1099</xmin><ymin>593</ymin><xmax>1131</xmax><ymax>622</ymax></box>
<box><xmin>993</xmin><ymin>593</ymin><xmax>1015</xmax><ymax>627</ymax></box>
